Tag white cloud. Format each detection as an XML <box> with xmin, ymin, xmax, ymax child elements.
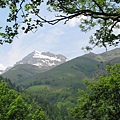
<box><xmin>67</xmin><ymin>15</ymin><xmax>87</xmax><ymax>27</ymax></box>
<box><xmin>0</xmin><ymin>64</ymin><xmax>5</xmax><ymax>70</ymax></box>
<box><xmin>67</xmin><ymin>17</ymin><xmax>80</xmax><ymax>27</ymax></box>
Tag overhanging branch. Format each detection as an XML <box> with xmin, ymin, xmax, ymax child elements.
<box><xmin>34</xmin><ymin>9</ymin><xmax>120</xmax><ymax>25</ymax></box>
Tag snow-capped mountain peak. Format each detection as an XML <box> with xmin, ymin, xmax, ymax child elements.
<box><xmin>32</xmin><ymin>51</ymin><xmax>61</xmax><ymax>61</ymax></box>
<box><xmin>15</xmin><ymin>50</ymin><xmax>68</xmax><ymax>69</ymax></box>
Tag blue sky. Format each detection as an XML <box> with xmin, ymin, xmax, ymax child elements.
<box><xmin>0</xmin><ymin>3</ymin><xmax>119</xmax><ymax>70</ymax></box>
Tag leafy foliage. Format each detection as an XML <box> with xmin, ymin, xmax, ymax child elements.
<box><xmin>32</xmin><ymin>109</ymin><xmax>45</xmax><ymax>120</ymax></box>
<box><xmin>0</xmin><ymin>0</ymin><xmax>120</xmax><ymax>49</ymax></box>
<box><xmin>6</xmin><ymin>96</ymin><xmax>29</xmax><ymax>120</ymax></box>
<box><xmin>47</xmin><ymin>0</ymin><xmax>120</xmax><ymax>49</ymax></box>
<box><xmin>0</xmin><ymin>0</ymin><xmax>43</xmax><ymax>44</ymax></box>
<box><xmin>71</xmin><ymin>63</ymin><xmax>120</xmax><ymax>120</ymax></box>
<box><xmin>0</xmin><ymin>81</ymin><xmax>29</xmax><ymax>119</ymax></box>
<box><xmin>0</xmin><ymin>77</ymin><xmax>75</xmax><ymax>119</ymax></box>
<box><xmin>0</xmin><ymin>80</ymin><xmax>45</xmax><ymax>120</ymax></box>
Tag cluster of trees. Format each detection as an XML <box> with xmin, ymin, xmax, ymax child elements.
<box><xmin>32</xmin><ymin>93</ymin><xmax>76</xmax><ymax>120</ymax></box>
<box><xmin>1</xmin><ymin>63</ymin><xmax>120</xmax><ymax>119</ymax></box>
<box><xmin>71</xmin><ymin>63</ymin><xmax>120</xmax><ymax>119</ymax></box>
<box><xmin>38</xmin><ymin>63</ymin><xmax>120</xmax><ymax>119</ymax></box>
<box><xmin>0</xmin><ymin>76</ymin><xmax>76</xmax><ymax>120</ymax></box>
<box><xmin>0</xmin><ymin>80</ymin><xmax>45</xmax><ymax>120</ymax></box>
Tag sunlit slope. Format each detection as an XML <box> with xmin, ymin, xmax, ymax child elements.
<box><xmin>2</xmin><ymin>64</ymin><xmax>44</xmax><ymax>84</ymax></box>
<box><xmin>20</xmin><ymin>56</ymin><xmax>100</xmax><ymax>87</ymax></box>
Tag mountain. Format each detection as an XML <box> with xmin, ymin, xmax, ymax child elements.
<box><xmin>22</xmin><ymin>48</ymin><xmax>120</xmax><ymax>110</ymax></box>
<box><xmin>2</xmin><ymin>64</ymin><xmax>44</xmax><ymax>84</ymax></box>
<box><xmin>2</xmin><ymin>51</ymin><xmax>68</xmax><ymax>84</ymax></box>
<box><xmin>22</xmin><ymin>55</ymin><xmax>100</xmax><ymax>87</ymax></box>
<box><xmin>2</xmin><ymin>48</ymin><xmax>120</xmax><ymax>86</ymax></box>
<box><xmin>15</xmin><ymin>50</ymin><xmax>68</xmax><ymax>69</ymax></box>
<box><xmin>2</xmin><ymin>48</ymin><xmax>120</xmax><ymax>110</ymax></box>
<box><xmin>1</xmin><ymin>48</ymin><xmax>120</xmax><ymax>119</ymax></box>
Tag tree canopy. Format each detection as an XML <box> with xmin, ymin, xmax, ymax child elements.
<box><xmin>47</xmin><ymin>0</ymin><xmax>120</xmax><ymax>49</ymax></box>
<box><xmin>0</xmin><ymin>0</ymin><xmax>120</xmax><ymax>49</ymax></box>
<box><xmin>0</xmin><ymin>80</ymin><xmax>45</xmax><ymax>120</ymax></box>
<box><xmin>0</xmin><ymin>80</ymin><xmax>29</xmax><ymax>119</ymax></box>
<box><xmin>71</xmin><ymin>63</ymin><xmax>120</xmax><ymax>120</ymax></box>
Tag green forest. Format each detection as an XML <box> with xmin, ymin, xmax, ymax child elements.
<box><xmin>0</xmin><ymin>64</ymin><xmax>120</xmax><ymax>120</ymax></box>
<box><xmin>1</xmin><ymin>56</ymin><xmax>120</xmax><ymax>119</ymax></box>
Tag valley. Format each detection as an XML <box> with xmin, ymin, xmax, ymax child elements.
<box><xmin>1</xmin><ymin>48</ymin><xmax>120</xmax><ymax>120</ymax></box>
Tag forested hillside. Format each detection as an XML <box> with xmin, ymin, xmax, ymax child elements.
<box><xmin>0</xmin><ymin>76</ymin><xmax>76</xmax><ymax>120</ymax></box>
<box><xmin>2</xmin><ymin>48</ymin><xmax>120</xmax><ymax>119</ymax></box>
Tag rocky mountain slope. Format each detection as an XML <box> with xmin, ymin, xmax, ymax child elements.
<box><xmin>15</xmin><ymin>50</ymin><xmax>68</xmax><ymax>69</ymax></box>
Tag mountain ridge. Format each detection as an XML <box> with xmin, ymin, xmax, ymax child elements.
<box><xmin>83</xmin><ymin>48</ymin><xmax>120</xmax><ymax>62</ymax></box>
<box><xmin>15</xmin><ymin>50</ymin><xmax>68</xmax><ymax>68</ymax></box>
<box><xmin>2</xmin><ymin>50</ymin><xmax>68</xmax><ymax>74</ymax></box>
<box><xmin>2</xmin><ymin>48</ymin><xmax>120</xmax><ymax>86</ymax></box>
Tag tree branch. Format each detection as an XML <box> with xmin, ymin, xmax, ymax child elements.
<box><xmin>36</xmin><ymin>9</ymin><xmax>120</xmax><ymax>25</ymax></box>
<box><xmin>92</xmin><ymin>0</ymin><xmax>104</xmax><ymax>13</ymax></box>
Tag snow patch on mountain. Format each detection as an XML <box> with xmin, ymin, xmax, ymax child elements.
<box><xmin>15</xmin><ymin>50</ymin><xmax>68</xmax><ymax>68</ymax></box>
<box><xmin>32</xmin><ymin>50</ymin><xmax>61</xmax><ymax>62</ymax></box>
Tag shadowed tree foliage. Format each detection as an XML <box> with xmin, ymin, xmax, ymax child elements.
<box><xmin>71</xmin><ymin>63</ymin><xmax>120</xmax><ymax>120</ymax></box>
<box><xmin>0</xmin><ymin>80</ymin><xmax>45</xmax><ymax>120</ymax></box>
<box><xmin>0</xmin><ymin>81</ymin><xmax>29</xmax><ymax>119</ymax></box>
<box><xmin>0</xmin><ymin>0</ymin><xmax>119</xmax><ymax>49</ymax></box>
<box><xmin>32</xmin><ymin>108</ymin><xmax>45</xmax><ymax>120</ymax></box>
